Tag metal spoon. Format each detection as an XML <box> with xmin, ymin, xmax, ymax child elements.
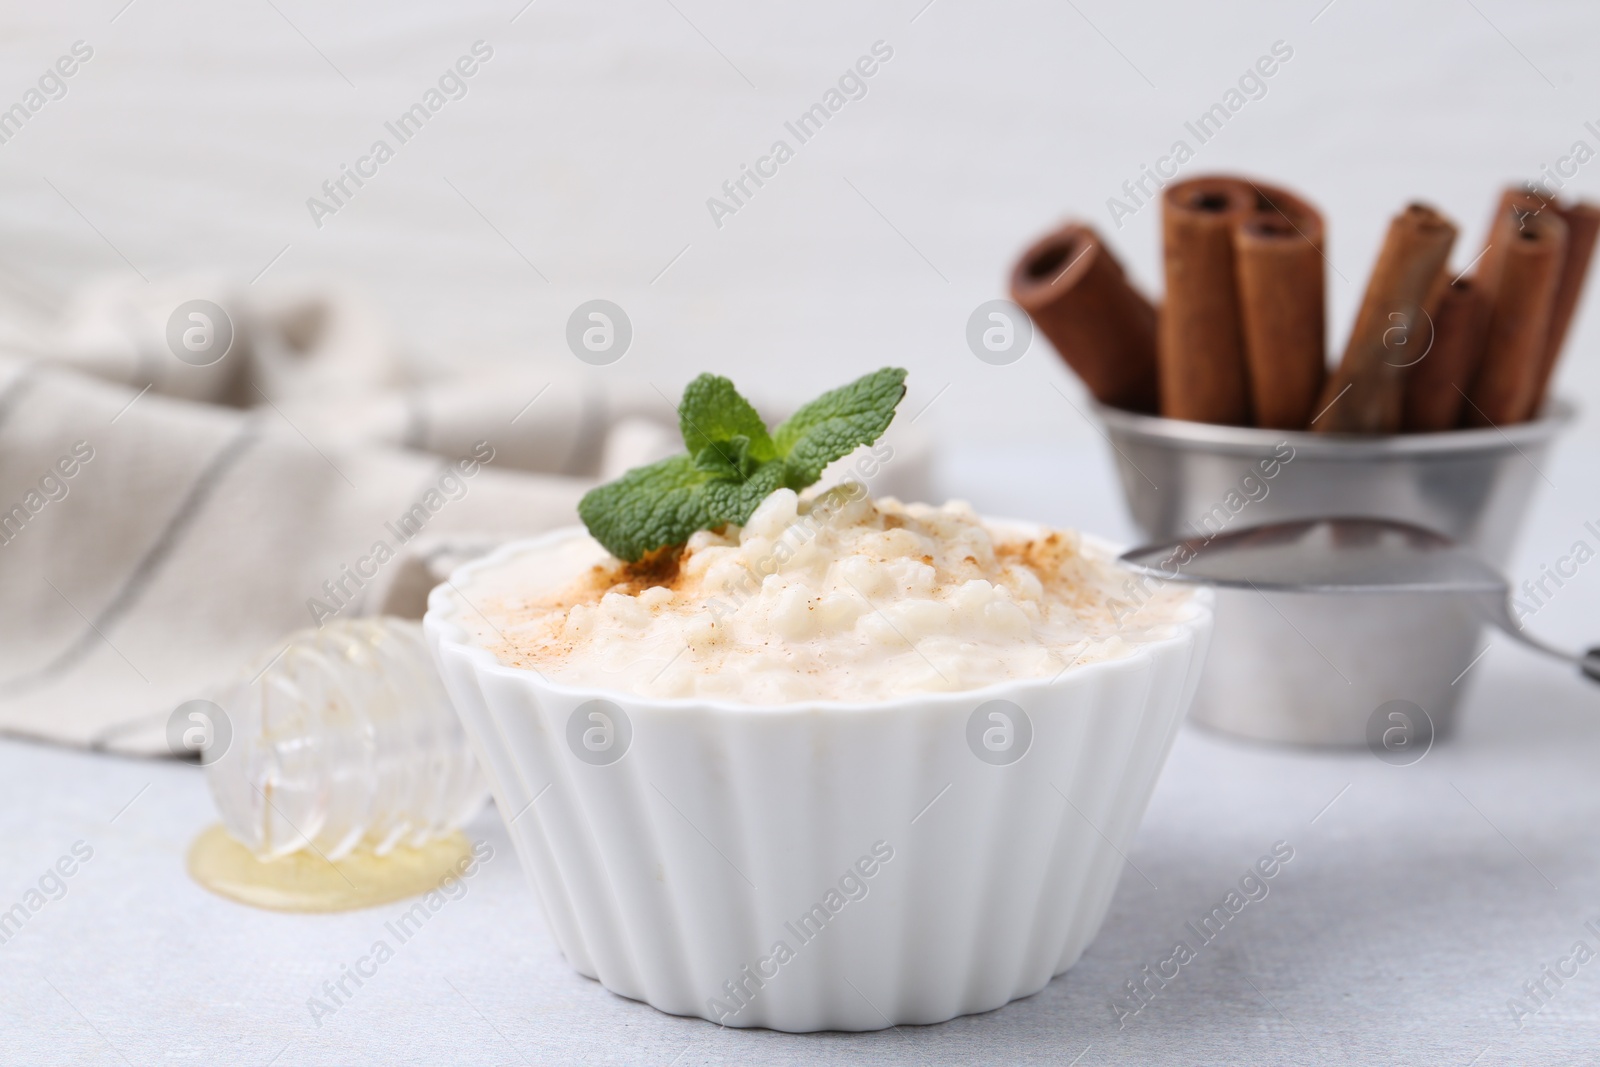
<box><xmin>1118</xmin><ymin>516</ymin><xmax>1600</xmax><ymax>684</ymax></box>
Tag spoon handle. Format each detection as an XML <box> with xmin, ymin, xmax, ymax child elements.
<box><xmin>1490</xmin><ymin>606</ymin><xmax>1600</xmax><ymax>686</ymax></box>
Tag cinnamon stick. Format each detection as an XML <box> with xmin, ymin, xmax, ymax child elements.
<box><xmin>1402</xmin><ymin>276</ymin><xmax>1491</xmax><ymax>432</ymax></box>
<box><xmin>1475</xmin><ymin>187</ymin><xmax>1551</xmax><ymax>302</ymax></box>
<box><xmin>1314</xmin><ymin>203</ymin><xmax>1457</xmax><ymax>434</ymax></box>
<box><xmin>1010</xmin><ymin>223</ymin><xmax>1159</xmax><ymax>412</ymax></box>
<box><xmin>1234</xmin><ymin>186</ymin><xmax>1326</xmax><ymax>429</ymax></box>
<box><xmin>1158</xmin><ymin>176</ymin><xmax>1257</xmax><ymax>424</ymax></box>
<box><xmin>1528</xmin><ymin>200</ymin><xmax>1600</xmax><ymax>411</ymax></box>
<box><xmin>1249</xmin><ymin>182</ymin><xmax>1322</xmax><ymax>234</ymax></box>
<box><xmin>1466</xmin><ymin>208</ymin><xmax>1567</xmax><ymax>425</ymax></box>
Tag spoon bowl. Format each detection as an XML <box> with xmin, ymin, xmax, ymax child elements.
<box><xmin>1120</xmin><ymin>517</ymin><xmax>1600</xmax><ymax>683</ymax></box>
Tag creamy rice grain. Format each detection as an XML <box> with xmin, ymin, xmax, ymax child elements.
<box><xmin>460</xmin><ymin>484</ymin><xmax>1194</xmax><ymax>703</ymax></box>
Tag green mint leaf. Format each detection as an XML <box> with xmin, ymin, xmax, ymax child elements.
<box><xmin>692</xmin><ymin>435</ymin><xmax>753</xmax><ymax>479</ymax></box>
<box><xmin>678</xmin><ymin>373</ymin><xmax>776</xmax><ymax>464</ymax></box>
<box><xmin>772</xmin><ymin>366</ymin><xmax>907</xmax><ymax>489</ymax></box>
<box><xmin>701</xmin><ymin>461</ymin><xmax>788</xmax><ymax>528</ymax></box>
<box><xmin>578</xmin><ymin>367</ymin><xmax>908</xmax><ymax>561</ymax></box>
<box><xmin>577</xmin><ymin>454</ymin><xmax>712</xmax><ymax>562</ymax></box>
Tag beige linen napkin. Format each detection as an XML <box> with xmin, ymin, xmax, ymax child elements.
<box><xmin>0</xmin><ymin>278</ymin><xmax>678</xmax><ymax>756</ymax></box>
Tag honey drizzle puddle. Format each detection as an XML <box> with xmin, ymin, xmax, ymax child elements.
<box><xmin>186</xmin><ymin>824</ymin><xmax>473</xmax><ymax>913</ymax></box>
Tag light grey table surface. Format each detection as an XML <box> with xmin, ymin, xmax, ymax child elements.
<box><xmin>3</xmin><ymin>441</ymin><xmax>1599</xmax><ymax>1067</ymax></box>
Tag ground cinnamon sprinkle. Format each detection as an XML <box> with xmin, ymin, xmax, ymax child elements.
<box><xmin>997</xmin><ymin>532</ymin><xmax>1076</xmax><ymax>584</ymax></box>
<box><xmin>533</xmin><ymin>526</ymin><xmax>1081</xmax><ymax>620</ymax></box>
<box><xmin>519</xmin><ymin>544</ymin><xmax>691</xmax><ymax>616</ymax></box>
<box><xmin>614</xmin><ymin>544</ymin><xmax>687</xmax><ymax>595</ymax></box>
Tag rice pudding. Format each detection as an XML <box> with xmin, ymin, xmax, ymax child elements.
<box><xmin>456</xmin><ymin>483</ymin><xmax>1195</xmax><ymax>704</ymax></box>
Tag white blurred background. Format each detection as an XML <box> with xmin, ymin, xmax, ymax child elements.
<box><xmin>3</xmin><ymin>1</ymin><xmax>1596</xmax><ymax>426</ymax></box>
<box><xmin>2</xmin><ymin>0</ymin><xmax>1597</xmax><ymax>554</ymax></box>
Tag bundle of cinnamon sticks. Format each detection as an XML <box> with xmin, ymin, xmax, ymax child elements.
<box><xmin>1010</xmin><ymin>177</ymin><xmax>1598</xmax><ymax>433</ymax></box>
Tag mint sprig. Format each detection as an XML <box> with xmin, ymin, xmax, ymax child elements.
<box><xmin>578</xmin><ymin>367</ymin><xmax>907</xmax><ymax>562</ymax></box>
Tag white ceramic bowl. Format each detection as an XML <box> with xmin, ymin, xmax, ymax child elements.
<box><xmin>424</xmin><ymin>525</ymin><xmax>1213</xmax><ymax>1032</ymax></box>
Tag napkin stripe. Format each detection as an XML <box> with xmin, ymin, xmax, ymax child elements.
<box><xmin>0</xmin><ymin>421</ymin><xmax>261</xmax><ymax>694</ymax></box>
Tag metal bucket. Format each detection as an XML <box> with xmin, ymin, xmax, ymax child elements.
<box><xmin>1096</xmin><ymin>401</ymin><xmax>1576</xmax><ymax>746</ymax></box>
